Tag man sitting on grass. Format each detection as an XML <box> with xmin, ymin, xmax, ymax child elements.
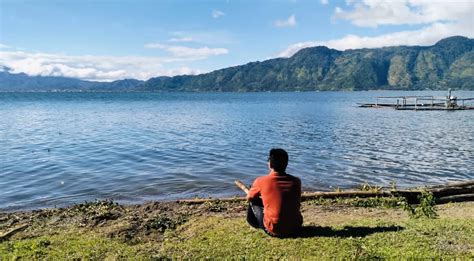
<box><xmin>246</xmin><ymin>148</ymin><xmax>303</xmax><ymax>237</ymax></box>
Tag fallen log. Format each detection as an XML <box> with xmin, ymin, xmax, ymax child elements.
<box><xmin>427</xmin><ymin>181</ymin><xmax>474</xmax><ymax>189</ymax></box>
<box><xmin>301</xmin><ymin>191</ymin><xmax>391</xmax><ymax>201</ymax></box>
<box><xmin>430</xmin><ymin>186</ymin><xmax>474</xmax><ymax>197</ymax></box>
<box><xmin>179</xmin><ymin>191</ymin><xmax>401</xmax><ymax>204</ymax></box>
<box><xmin>178</xmin><ymin>180</ymin><xmax>473</xmax><ymax>204</ymax></box>
<box><xmin>436</xmin><ymin>194</ymin><xmax>474</xmax><ymax>204</ymax></box>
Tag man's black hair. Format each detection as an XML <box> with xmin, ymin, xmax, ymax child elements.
<box><xmin>268</xmin><ymin>148</ymin><xmax>288</xmax><ymax>172</ymax></box>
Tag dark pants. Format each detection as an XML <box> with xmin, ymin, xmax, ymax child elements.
<box><xmin>246</xmin><ymin>198</ymin><xmax>267</xmax><ymax>232</ymax></box>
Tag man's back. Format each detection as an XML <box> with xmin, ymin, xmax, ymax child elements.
<box><xmin>248</xmin><ymin>171</ymin><xmax>303</xmax><ymax>236</ymax></box>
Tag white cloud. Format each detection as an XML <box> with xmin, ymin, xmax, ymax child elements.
<box><xmin>1</xmin><ymin>32</ymin><xmax>230</xmax><ymax>82</ymax></box>
<box><xmin>277</xmin><ymin>21</ymin><xmax>474</xmax><ymax>57</ymax></box>
<box><xmin>0</xmin><ymin>50</ymin><xmax>203</xmax><ymax>82</ymax></box>
<box><xmin>212</xmin><ymin>9</ymin><xmax>225</xmax><ymax>18</ymax></box>
<box><xmin>334</xmin><ymin>0</ymin><xmax>474</xmax><ymax>28</ymax></box>
<box><xmin>277</xmin><ymin>1</ymin><xmax>474</xmax><ymax>57</ymax></box>
<box><xmin>170</xmin><ymin>30</ymin><xmax>236</xmax><ymax>45</ymax></box>
<box><xmin>320</xmin><ymin>0</ymin><xmax>329</xmax><ymax>5</ymax></box>
<box><xmin>0</xmin><ymin>43</ymin><xmax>10</xmax><ymax>49</ymax></box>
<box><xmin>168</xmin><ymin>37</ymin><xmax>194</xmax><ymax>42</ymax></box>
<box><xmin>274</xmin><ymin>14</ymin><xmax>297</xmax><ymax>27</ymax></box>
<box><xmin>144</xmin><ymin>43</ymin><xmax>228</xmax><ymax>59</ymax></box>
<box><xmin>162</xmin><ymin>66</ymin><xmax>202</xmax><ymax>77</ymax></box>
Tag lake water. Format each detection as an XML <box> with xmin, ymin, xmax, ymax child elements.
<box><xmin>1</xmin><ymin>91</ymin><xmax>473</xmax><ymax>210</ymax></box>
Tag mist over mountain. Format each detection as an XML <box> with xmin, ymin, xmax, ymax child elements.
<box><xmin>1</xmin><ymin>36</ymin><xmax>473</xmax><ymax>92</ymax></box>
<box><xmin>0</xmin><ymin>67</ymin><xmax>143</xmax><ymax>92</ymax></box>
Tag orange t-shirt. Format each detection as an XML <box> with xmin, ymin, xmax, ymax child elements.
<box><xmin>247</xmin><ymin>171</ymin><xmax>303</xmax><ymax>236</ymax></box>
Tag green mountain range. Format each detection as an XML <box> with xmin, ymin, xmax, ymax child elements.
<box><xmin>1</xmin><ymin>36</ymin><xmax>473</xmax><ymax>91</ymax></box>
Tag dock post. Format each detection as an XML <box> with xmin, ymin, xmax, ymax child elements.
<box><xmin>415</xmin><ymin>98</ymin><xmax>418</xmax><ymax>110</ymax></box>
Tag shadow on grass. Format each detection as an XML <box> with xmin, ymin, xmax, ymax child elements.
<box><xmin>297</xmin><ymin>225</ymin><xmax>404</xmax><ymax>238</ymax></box>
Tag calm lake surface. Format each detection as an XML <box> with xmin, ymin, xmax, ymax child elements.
<box><xmin>1</xmin><ymin>91</ymin><xmax>473</xmax><ymax>210</ymax></box>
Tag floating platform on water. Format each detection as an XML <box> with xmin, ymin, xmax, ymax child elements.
<box><xmin>359</xmin><ymin>90</ymin><xmax>474</xmax><ymax>111</ymax></box>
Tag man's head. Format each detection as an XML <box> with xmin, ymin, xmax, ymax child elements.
<box><xmin>268</xmin><ymin>148</ymin><xmax>288</xmax><ymax>173</ymax></box>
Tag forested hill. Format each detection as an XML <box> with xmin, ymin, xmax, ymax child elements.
<box><xmin>144</xmin><ymin>36</ymin><xmax>474</xmax><ymax>91</ymax></box>
<box><xmin>1</xmin><ymin>36</ymin><xmax>473</xmax><ymax>91</ymax></box>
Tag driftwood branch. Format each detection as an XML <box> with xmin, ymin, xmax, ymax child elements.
<box><xmin>234</xmin><ymin>180</ymin><xmax>249</xmax><ymax>194</ymax></box>
<box><xmin>0</xmin><ymin>224</ymin><xmax>28</xmax><ymax>242</ymax></box>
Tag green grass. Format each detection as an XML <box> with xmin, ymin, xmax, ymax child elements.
<box><xmin>160</xmin><ymin>216</ymin><xmax>473</xmax><ymax>259</ymax></box>
<box><xmin>2</xmin><ymin>216</ymin><xmax>471</xmax><ymax>259</ymax></box>
<box><xmin>0</xmin><ymin>230</ymin><xmax>140</xmax><ymax>260</ymax></box>
<box><xmin>1</xmin><ymin>201</ymin><xmax>473</xmax><ymax>259</ymax></box>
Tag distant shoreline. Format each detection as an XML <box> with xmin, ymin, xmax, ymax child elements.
<box><xmin>1</xmin><ymin>89</ymin><xmax>473</xmax><ymax>93</ymax></box>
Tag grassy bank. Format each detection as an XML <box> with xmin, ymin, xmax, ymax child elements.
<box><xmin>1</xmin><ymin>198</ymin><xmax>473</xmax><ymax>259</ymax></box>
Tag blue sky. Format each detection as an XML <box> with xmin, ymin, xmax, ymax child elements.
<box><xmin>1</xmin><ymin>0</ymin><xmax>473</xmax><ymax>81</ymax></box>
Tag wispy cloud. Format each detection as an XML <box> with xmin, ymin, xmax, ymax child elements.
<box><xmin>144</xmin><ymin>43</ymin><xmax>228</xmax><ymax>59</ymax></box>
<box><xmin>274</xmin><ymin>14</ymin><xmax>297</xmax><ymax>27</ymax></box>
<box><xmin>170</xmin><ymin>30</ymin><xmax>236</xmax><ymax>45</ymax></box>
<box><xmin>168</xmin><ymin>37</ymin><xmax>194</xmax><ymax>42</ymax></box>
<box><xmin>212</xmin><ymin>9</ymin><xmax>225</xmax><ymax>18</ymax></box>
<box><xmin>320</xmin><ymin>0</ymin><xmax>329</xmax><ymax>5</ymax></box>
<box><xmin>0</xmin><ymin>50</ymin><xmax>203</xmax><ymax>82</ymax></box>
<box><xmin>277</xmin><ymin>0</ymin><xmax>474</xmax><ymax>57</ymax></box>
<box><xmin>0</xmin><ymin>43</ymin><xmax>10</xmax><ymax>49</ymax></box>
